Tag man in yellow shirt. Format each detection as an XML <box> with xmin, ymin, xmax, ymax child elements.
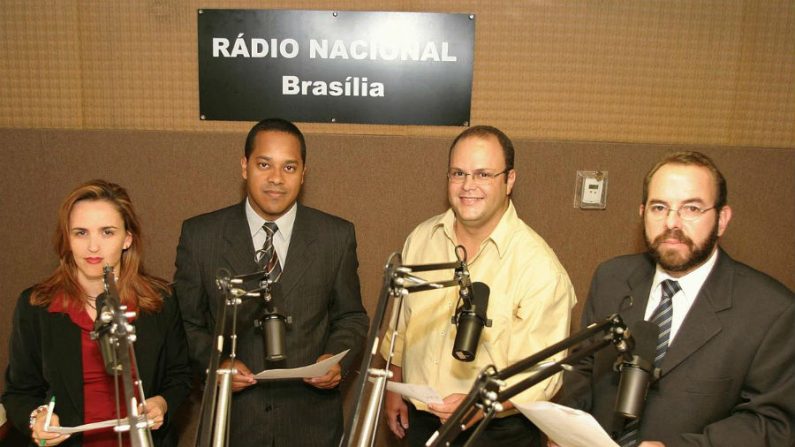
<box><xmin>382</xmin><ymin>125</ymin><xmax>577</xmax><ymax>446</ymax></box>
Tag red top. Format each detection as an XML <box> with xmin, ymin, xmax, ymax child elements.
<box><xmin>49</xmin><ymin>294</ymin><xmax>139</xmax><ymax>447</ymax></box>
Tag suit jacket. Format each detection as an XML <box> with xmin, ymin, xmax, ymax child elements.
<box><xmin>2</xmin><ymin>289</ymin><xmax>193</xmax><ymax>447</ymax></box>
<box><xmin>173</xmin><ymin>201</ymin><xmax>369</xmax><ymax>447</ymax></box>
<box><xmin>559</xmin><ymin>249</ymin><xmax>795</xmax><ymax>446</ymax></box>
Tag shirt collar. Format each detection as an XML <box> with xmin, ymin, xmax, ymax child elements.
<box><xmin>431</xmin><ymin>200</ymin><xmax>518</xmax><ymax>260</ymax></box>
<box><xmin>652</xmin><ymin>248</ymin><xmax>719</xmax><ymax>299</ymax></box>
<box><xmin>245</xmin><ymin>199</ymin><xmax>298</xmax><ymax>243</ymax></box>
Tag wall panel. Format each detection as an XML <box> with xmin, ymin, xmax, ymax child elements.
<box><xmin>0</xmin><ymin>129</ymin><xmax>792</xmax><ymax>445</ymax></box>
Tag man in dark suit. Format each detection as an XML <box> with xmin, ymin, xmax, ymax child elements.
<box><xmin>174</xmin><ymin>118</ymin><xmax>369</xmax><ymax>446</ymax></box>
<box><xmin>557</xmin><ymin>151</ymin><xmax>795</xmax><ymax>446</ymax></box>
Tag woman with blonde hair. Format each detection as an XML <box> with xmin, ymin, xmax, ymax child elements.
<box><xmin>3</xmin><ymin>180</ymin><xmax>192</xmax><ymax>446</ymax></box>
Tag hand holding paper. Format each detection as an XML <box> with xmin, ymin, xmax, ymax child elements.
<box><xmin>305</xmin><ymin>353</ymin><xmax>343</xmax><ymax>389</ymax></box>
<box><xmin>255</xmin><ymin>349</ymin><xmax>349</xmax><ymax>381</ymax></box>
<box><xmin>139</xmin><ymin>396</ymin><xmax>167</xmax><ymax>430</ymax></box>
<box><xmin>31</xmin><ymin>405</ymin><xmax>69</xmax><ymax>446</ymax></box>
<box><xmin>385</xmin><ymin>381</ymin><xmax>443</xmax><ymax>405</ymax></box>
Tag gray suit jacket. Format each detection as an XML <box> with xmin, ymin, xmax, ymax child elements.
<box><xmin>559</xmin><ymin>249</ymin><xmax>795</xmax><ymax>446</ymax></box>
<box><xmin>174</xmin><ymin>201</ymin><xmax>369</xmax><ymax>446</ymax></box>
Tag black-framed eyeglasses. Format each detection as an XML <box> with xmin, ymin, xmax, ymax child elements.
<box><xmin>447</xmin><ymin>169</ymin><xmax>508</xmax><ymax>185</ymax></box>
<box><xmin>645</xmin><ymin>204</ymin><xmax>716</xmax><ymax>221</ymax></box>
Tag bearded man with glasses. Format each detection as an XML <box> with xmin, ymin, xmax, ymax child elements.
<box><xmin>555</xmin><ymin>151</ymin><xmax>795</xmax><ymax>447</ymax></box>
<box><xmin>381</xmin><ymin>125</ymin><xmax>577</xmax><ymax>447</ymax></box>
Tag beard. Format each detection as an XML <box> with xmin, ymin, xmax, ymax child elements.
<box><xmin>645</xmin><ymin>220</ymin><xmax>719</xmax><ymax>273</ymax></box>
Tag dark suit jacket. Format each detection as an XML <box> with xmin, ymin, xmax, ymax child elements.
<box><xmin>2</xmin><ymin>289</ymin><xmax>193</xmax><ymax>447</ymax></box>
<box><xmin>559</xmin><ymin>249</ymin><xmax>795</xmax><ymax>446</ymax></box>
<box><xmin>173</xmin><ymin>201</ymin><xmax>369</xmax><ymax>447</ymax></box>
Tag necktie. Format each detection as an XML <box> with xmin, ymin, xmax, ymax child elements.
<box><xmin>618</xmin><ymin>279</ymin><xmax>681</xmax><ymax>447</ymax></box>
<box><xmin>651</xmin><ymin>279</ymin><xmax>680</xmax><ymax>367</ymax></box>
<box><xmin>256</xmin><ymin>222</ymin><xmax>281</xmax><ymax>281</ymax></box>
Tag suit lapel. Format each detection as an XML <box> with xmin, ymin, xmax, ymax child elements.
<box><xmin>661</xmin><ymin>251</ymin><xmax>732</xmax><ymax>375</ymax></box>
<box><xmin>279</xmin><ymin>204</ymin><xmax>317</xmax><ymax>298</ymax></box>
<box><xmin>222</xmin><ymin>201</ymin><xmax>260</xmax><ymax>276</ymax></box>
<box><xmin>622</xmin><ymin>259</ymin><xmax>655</xmax><ymax>325</ymax></box>
<box><xmin>48</xmin><ymin>312</ymin><xmax>84</xmax><ymax>420</ymax></box>
<box><xmin>133</xmin><ymin>313</ymin><xmax>159</xmax><ymax>393</ymax></box>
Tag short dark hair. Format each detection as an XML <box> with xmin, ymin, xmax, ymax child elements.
<box><xmin>642</xmin><ymin>151</ymin><xmax>727</xmax><ymax>209</ymax></box>
<box><xmin>244</xmin><ymin>118</ymin><xmax>306</xmax><ymax>163</ymax></box>
<box><xmin>448</xmin><ymin>125</ymin><xmax>515</xmax><ymax>172</ymax></box>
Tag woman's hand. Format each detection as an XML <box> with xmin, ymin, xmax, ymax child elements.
<box><xmin>31</xmin><ymin>409</ymin><xmax>70</xmax><ymax>446</ymax></box>
<box><xmin>139</xmin><ymin>396</ymin><xmax>168</xmax><ymax>430</ymax></box>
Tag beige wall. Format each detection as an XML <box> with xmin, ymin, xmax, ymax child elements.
<box><xmin>1</xmin><ymin>1</ymin><xmax>793</xmax><ymax>146</ymax></box>
<box><xmin>1</xmin><ymin>1</ymin><xmax>793</xmax><ymax>446</ymax></box>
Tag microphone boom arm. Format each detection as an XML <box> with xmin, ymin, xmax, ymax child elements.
<box><xmin>427</xmin><ymin>313</ymin><xmax>631</xmax><ymax>447</ymax></box>
<box><xmin>195</xmin><ymin>269</ymin><xmax>276</xmax><ymax>447</ymax></box>
<box><xmin>341</xmin><ymin>246</ymin><xmax>473</xmax><ymax>447</ymax></box>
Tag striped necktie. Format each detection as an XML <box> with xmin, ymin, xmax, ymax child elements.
<box><xmin>651</xmin><ymin>279</ymin><xmax>680</xmax><ymax>367</ymax></box>
<box><xmin>618</xmin><ymin>279</ymin><xmax>681</xmax><ymax>447</ymax></box>
<box><xmin>256</xmin><ymin>222</ymin><xmax>281</xmax><ymax>281</ymax></box>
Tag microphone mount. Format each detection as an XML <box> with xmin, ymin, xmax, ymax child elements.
<box><xmin>253</xmin><ymin>273</ymin><xmax>292</xmax><ymax>362</ymax></box>
<box><xmin>426</xmin><ymin>313</ymin><xmax>632</xmax><ymax>447</ymax></box>
<box><xmin>341</xmin><ymin>246</ymin><xmax>476</xmax><ymax>447</ymax></box>
<box><xmin>86</xmin><ymin>265</ymin><xmax>154</xmax><ymax>447</ymax></box>
<box><xmin>196</xmin><ymin>266</ymin><xmax>291</xmax><ymax>447</ymax></box>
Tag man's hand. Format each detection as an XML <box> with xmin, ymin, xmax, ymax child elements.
<box><xmin>384</xmin><ymin>390</ymin><xmax>409</xmax><ymax>439</ymax></box>
<box><xmin>139</xmin><ymin>395</ymin><xmax>168</xmax><ymax>430</ymax></box>
<box><xmin>31</xmin><ymin>410</ymin><xmax>70</xmax><ymax>446</ymax></box>
<box><xmin>304</xmin><ymin>354</ymin><xmax>341</xmax><ymax>389</ymax></box>
<box><xmin>427</xmin><ymin>393</ymin><xmax>484</xmax><ymax>428</ymax></box>
<box><xmin>219</xmin><ymin>358</ymin><xmax>256</xmax><ymax>392</ymax></box>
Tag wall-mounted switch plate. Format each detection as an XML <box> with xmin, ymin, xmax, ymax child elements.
<box><xmin>574</xmin><ymin>171</ymin><xmax>608</xmax><ymax>209</ymax></box>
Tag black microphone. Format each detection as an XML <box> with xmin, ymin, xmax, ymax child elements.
<box><xmin>452</xmin><ymin>282</ymin><xmax>491</xmax><ymax>362</ymax></box>
<box><xmin>91</xmin><ymin>293</ymin><xmax>120</xmax><ymax>375</ymax></box>
<box><xmin>255</xmin><ymin>283</ymin><xmax>290</xmax><ymax>362</ymax></box>
<box><xmin>614</xmin><ymin>320</ymin><xmax>660</xmax><ymax>419</ymax></box>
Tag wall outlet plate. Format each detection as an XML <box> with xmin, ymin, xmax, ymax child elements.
<box><xmin>574</xmin><ymin>170</ymin><xmax>608</xmax><ymax>209</ymax></box>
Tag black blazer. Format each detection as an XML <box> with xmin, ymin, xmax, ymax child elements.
<box><xmin>559</xmin><ymin>249</ymin><xmax>795</xmax><ymax>446</ymax></box>
<box><xmin>173</xmin><ymin>201</ymin><xmax>369</xmax><ymax>446</ymax></box>
<box><xmin>2</xmin><ymin>289</ymin><xmax>193</xmax><ymax>447</ymax></box>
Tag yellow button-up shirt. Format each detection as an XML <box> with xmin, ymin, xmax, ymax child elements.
<box><xmin>382</xmin><ymin>201</ymin><xmax>577</xmax><ymax>411</ymax></box>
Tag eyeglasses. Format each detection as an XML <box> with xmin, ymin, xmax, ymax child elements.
<box><xmin>645</xmin><ymin>204</ymin><xmax>716</xmax><ymax>221</ymax></box>
<box><xmin>447</xmin><ymin>169</ymin><xmax>508</xmax><ymax>184</ymax></box>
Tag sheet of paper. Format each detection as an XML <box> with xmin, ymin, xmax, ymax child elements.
<box><xmin>386</xmin><ymin>381</ymin><xmax>444</xmax><ymax>405</ymax></box>
<box><xmin>515</xmin><ymin>401</ymin><xmax>618</xmax><ymax>447</ymax></box>
<box><xmin>254</xmin><ymin>349</ymin><xmax>349</xmax><ymax>380</ymax></box>
<box><xmin>47</xmin><ymin>417</ymin><xmax>153</xmax><ymax>434</ymax></box>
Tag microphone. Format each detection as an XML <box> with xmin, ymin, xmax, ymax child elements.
<box><xmin>614</xmin><ymin>320</ymin><xmax>660</xmax><ymax>419</ymax></box>
<box><xmin>91</xmin><ymin>293</ymin><xmax>120</xmax><ymax>375</ymax></box>
<box><xmin>254</xmin><ymin>283</ymin><xmax>291</xmax><ymax>362</ymax></box>
<box><xmin>451</xmin><ymin>282</ymin><xmax>491</xmax><ymax>362</ymax></box>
